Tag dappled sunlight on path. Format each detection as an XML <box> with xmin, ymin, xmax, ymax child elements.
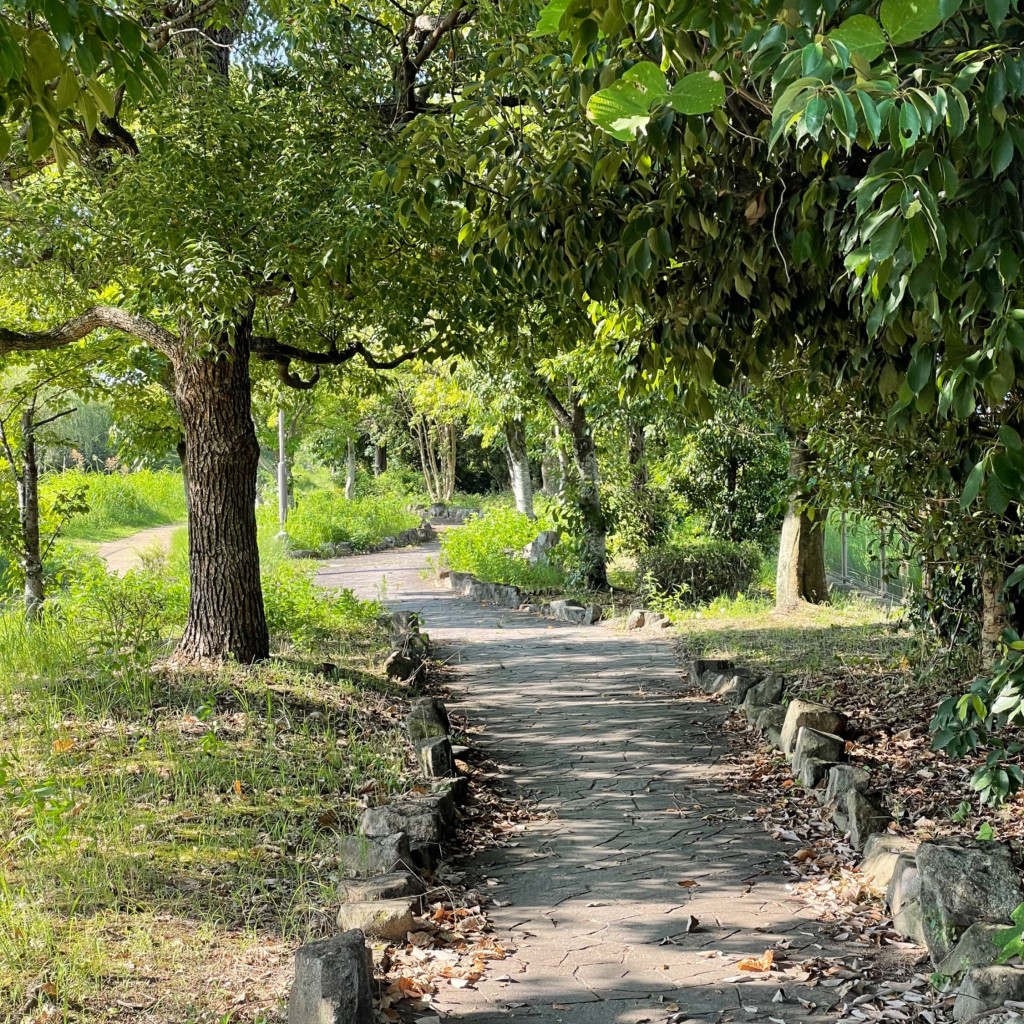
<box><xmin>319</xmin><ymin>542</ymin><xmax>849</xmax><ymax>1023</ymax></box>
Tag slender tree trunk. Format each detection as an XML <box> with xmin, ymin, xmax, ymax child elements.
<box><xmin>345</xmin><ymin>439</ymin><xmax>357</xmax><ymax>500</ymax></box>
<box><xmin>626</xmin><ymin>418</ymin><xmax>659</xmax><ymax>547</ymax></box>
<box><xmin>776</xmin><ymin>439</ymin><xmax>829</xmax><ymax>609</ymax></box>
<box><xmin>554</xmin><ymin>425</ymin><xmax>568</xmax><ymax>494</ymax></box>
<box><xmin>373</xmin><ymin>442</ymin><xmax>387</xmax><ymax>476</ymax></box>
<box><xmin>981</xmin><ymin>563</ymin><xmax>1008</xmax><ymax>668</ymax></box>
<box><xmin>504</xmin><ymin>418</ymin><xmax>535</xmax><ymax>518</ymax></box>
<box><xmin>172</xmin><ymin>329</ymin><xmax>269</xmax><ymax>663</ymax></box>
<box><xmin>19</xmin><ymin>409</ymin><xmax>44</xmax><ymax>618</ymax></box>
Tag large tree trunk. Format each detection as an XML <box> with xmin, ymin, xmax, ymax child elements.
<box><xmin>19</xmin><ymin>409</ymin><xmax>44</xmax><ymax>618</ymax></box>
<box><xmin>373</xmin><ymin>442</ymin><xmax>387</xmax><ymax>476</ymax></box>
<box><xmin>981</xmin><ymin>563</ymin><xmax>1008</xmax><ymax>668</ymax></box>
<box><xmin>345</xmin><ymin>439</ymin><xmax>357</xmax><ymax>500</ymax></box>
<box><xmin>172</xmin><ymin>330</ymin><xmax>269</xmax><ymax>663</ymax></box>
<box><xmin>776</xmin><ymin>440</ymin><xmax>829</xmax><ymax>609</ymax></box>
<box><xmin>504</xmin><ymin>418</ymin><xmax>535</xmax><ymax>518</ymax></box>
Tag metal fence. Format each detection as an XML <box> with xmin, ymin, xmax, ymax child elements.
<box><xmin>823</xmin><ymin>512</ymin><xmax>920</xmax><ymax>603</ymax></box>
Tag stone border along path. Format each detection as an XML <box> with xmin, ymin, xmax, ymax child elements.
<box><xmin>318</xmin><ymin>539</ymin><xmax>860</xmax><ymax>1024</ymax></box>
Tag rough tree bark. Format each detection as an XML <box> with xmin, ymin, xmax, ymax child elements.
<box><xmin>533</xmin><ymin>375</ymin><xmax>608</xmax><ymax>590</ymax></box>
<box><xmin>981</xmin><ymin>563</ymin><xmax>1008</xmax><ymax>668</ymax></box>
<box><xmin>172</xmin><ymin>329</ymin><xmax>269</xmax><ymax>663</ymax></box>
<box><xmin>504</xmin><ymin>418</ymin><xmax>535</xmax><ymax>518</ymax></box>
<box><xmin>18</xmin><ymin>408</ymin><xmax>44</xmax><ymax>617</ymax></box>
<box><xmin>776</xmin><ymin>439</ymin><xmax>829</xmax><ymax>609</ymax></box>
<box><xmin>345</xmin><ymin>438</ymin><xmax>357</xmax><ymax>500</ymax></box>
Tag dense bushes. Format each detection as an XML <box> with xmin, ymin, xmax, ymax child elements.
<box><xmin>56</xmin><ymin>469</ymin><xmax>187</xmax><ymax>541</ymax></box>
<box><xmin>440</xmin><ymin>506</ymin><xmax>565</xmax><ymax>592</ymax></box>
<box><xmin>636</xmin><ymin>540</ymin><xmax>764</xmax><ymax>605</ymax></box>
<box><xmin>263</xmin><ymin>488</ymin><xmax>420</xmax><ymax>552</ymax></box>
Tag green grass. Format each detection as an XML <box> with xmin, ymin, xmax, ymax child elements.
<box><xmin>0</xmin><ymin>530</ymin><xmax>414</xmax><ymax>1021</ymax></box>
<box><xmin>53</xmin><ymin>469</ymin><xmax>187</xmax><ymax>542</ymax></box>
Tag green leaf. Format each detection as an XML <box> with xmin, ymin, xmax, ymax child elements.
<box><xmin>532</xmin><ymin>0</ymin><xmax>569</xmax><ymax>36</ymax></box>
<box><xmin>961</xmin><ymin>461</ymin><xmax>984</xmax><ymax>507</ymax></box>
<box><xmin>587</xmin><ymin>80</ymin><xmax>654</xmax><ymax>141</ymax></box>
<box><xmin>880</xmin><ymin>0</ymin><xmax>958</xmax><ymax>44</ymax></box>
<box><xmin>908</xmin><ymin>345</ymin><xmax>932</xmax><ymax>393</ymax></box>
<box><xmin>992</xmin><ymin>130</ymin><xmax>1015</xmax><ymax>175</ymax></box>
<box><xmin>668</xmin><ymin>71</ymin><xmax>726</xmax><ymax>115</ymax></box>
<box><xmin>804</xmin><ymin>94</ymin><xmax>828</xmax><ymax>139</ymax></box>
<box><xmin>986</xmin><ymin>0</ymin><xmax>1011</xmax><ymax>27</ymax></box>
<box><xmin>621</xmin><ymin>61</ymin><xmax>668</xmax><ymax>97</ymax></box>
<box><xmin>830</xmin><ymin>15</ymin><xmax>886</xmax><ymax>61</ymax></box>
<box><xmin>999</xmin><ymin>425</ymin><xmax>1022</xmax><ymax>450</ymax></box>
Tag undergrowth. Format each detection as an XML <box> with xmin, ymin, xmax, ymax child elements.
<box><xmin>55</xmin><ymin>469</ymin><xmax>187</xmax><ymax>542</ymax></box>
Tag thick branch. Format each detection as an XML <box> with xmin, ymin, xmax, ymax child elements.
<box><xmin>252</xmin><ymin>336</ymin><xmax>418</xmax><ymax>372</ymax></box>
<box><xmin>530</xmin><ymin>371</ymin><xmax>573</xmax><ymax>433</ymax></box>
<box><xmin>0</xmin><ymin>306</ymin><xmax>180</xmax><ymax>358</ymax></box>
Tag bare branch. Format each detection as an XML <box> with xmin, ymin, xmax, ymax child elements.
<box><xmin>0</xmin><ymin>306</ymin><xmax>180</xmax><ymax>358</ymax></box>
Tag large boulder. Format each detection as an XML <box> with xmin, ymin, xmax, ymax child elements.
<box><xmin>861</xmin><ymin>834</ymin><xmax>917</xmax><ymax>892</ymax></box>
<box><xmin>953</xmin><ymin>966</ymin><xmax>1024</xmax><ymax>1022</ymax></box>
<box><xmin>339</xmin><ymin>833</ymin><xmax>411</xmax><ymax>878</ymax></box>
<box><xmin>546</xmin><ymin>599</ymin><xmax>602</xmax><ymax>625</ymax></box>
<box><xmin>780</xmin><ymin>699</ymin><xmax>847</xmax><ymax>758</ymax></box>
<box><xmin>289</xmin><ymin>931</ymin><xmax>374</xmax><ymax>1024</ymax></box>
<box><xmin>917</xmin><ymin>840</ymin><xmax>1024</xmax><ymax>962</ymax></box>
<box><xmin>823</xmin><ymin>764</ymin><xmax>871</xmax><ymax>806</ymax></box>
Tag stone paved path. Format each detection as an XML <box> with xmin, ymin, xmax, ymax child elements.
<box><xmin>96</xmin><ymin>522</ymin><xmax>184</xmax><ymax>574</ymax></box>
<box><xmin>319</xmin><ymin>542</ymin><xmax>847</xmax><ymax>1024</ymax></box>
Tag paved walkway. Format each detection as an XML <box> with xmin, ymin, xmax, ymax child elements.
<box><xmin>319</xmin><ymin>542</ymin><xmax>844</xmax><ymax>1024</ymax></box>
<box><xmin>95</xmin><ymin>523</ymin><xmax>183</xmax><ymax>574</ymax></box>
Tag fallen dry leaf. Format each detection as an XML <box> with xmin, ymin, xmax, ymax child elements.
<box><xmin>737</xmin><ymin>950</ymin><xmax>775</xmax><ymax>973</ymax></box>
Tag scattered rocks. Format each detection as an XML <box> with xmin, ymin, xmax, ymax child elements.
<box><xmin>860</xmin><ymin>833</ymin><xmax>917</xmax><ymax>891</ymax></box>
<box><xmin>938</xmin><ymin>923</ymin><xmax>1007</xmax><ymax>979</ymax></box>
<box><xmin>823</xmin><ymin>764</ymin><xmax>871</xmax><ymax>806</ymax></box>
<box><xmin>780</xmin><ymin>699</ymin><xmax>847</xmax><ymax>757</ymax></box>
<box><xmin>754</xmin><ymin>705</ymin><xmax>787</xmax><ymax>738</ymax></box>
<box><xmin>545</xmin><ymin>599</ymin><xmax>603</xmax><ymax>625</ymax></box>
<box><xmin>685</xmin><ymin>657</ymin><xmax>733</xmax><ymax>685</ymax></box>
<box><xmin>792</xmin><ymin>726</ymin><xmax>846</xmax><ymax>773</ymax></box>
<box><xmin>844</xmin><ymin>790</ymin><xmax>890</xmax><ymax>850</ymax></box>
<box><xmin>917</xmin><ymin>839</ymin><xmax>1024</xmax><ymax>962</ymax></box>
<box><xmin>339</xmin><ymin>832</ymin><xmax>411</xmax><ymax>878</ymax></box>
<box><xmin>797</xmin><ymin>756</ymin><xmax>834</xmax><ymax>788</ymax></box>
<box><xmin>626</xmin><ymin>609</ymin><xmax>646</xmax><ymax>630</ymax></box>
<box><xmin>337</xmin><ymin>897</ymin><xmax>418</xmax><ymax>940</ymax></box>
<box><xmin>405</xmin><ymin>698</ymin><xmax>450</xmax><ymax>742</ymax></box>
<box><xmin>713</xmin><ymin>673</ymin><xmax>758</xmax><ymax>704</ymax></box>
<box><xmin>522</xmin><ymin>530</ymin><xmax>560</xmax><ymax>564</ymax></box>
<box><xmin>288</xmin><ymin>931</ymin><xmax>374</xmax><ymax>1024</ymax></box>
<box><xmin>953</xmin><ymin>966</ymin><xmax>1024</xmax><ymax>1022</ymax></box>
<box><xmin>416</xmin><ymin>735</ymin><xmax>455</xmax><ymax>778</ymax></box>
<box><xmin>743</xmin><ymin>675</ymin><xmax>785</xmax><ymax>708</ymax></box>
<box><xmin>342</xmin><ymin>872</ymin><xmax>424</xmax><ymax>903</ymax></box>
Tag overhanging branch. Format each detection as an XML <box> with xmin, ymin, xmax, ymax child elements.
<box><xmin>0</xmin><ymin>306</ymin><xmax>180</xmax><ymax>358</ymax></box>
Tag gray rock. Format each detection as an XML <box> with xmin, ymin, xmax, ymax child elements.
<box><xmin>741</xmin><ymin>702</ymin><xmax>767</xmax><ymax>725</ymax></box>
<box><xmin>343</xmin><ymin>872</ymin><xmax>424</xmax><ymax>902</ymax></box>
<box><xmin>938</xmin><ymin>923</ymin><xmax>1008</xmax><ymax>979</ymax></box>
<box><xmin>754</xmin><ymin>706</ymin><xmax>787</xmax><ymax>737</ymax></box>
<box><xmin>797</xmin><ymin>757</ymin><xmax>835</xmax><ymax>788</ymax></box>
<box><xmin>546</xmin><ymin>599</ymin><xmax>602</xmax><ymax>624</ymax></box>
<box><xmin>845</xmin><ymin>790</ymin><xmax>890</xmax><ymax>850</ymax></box>
<box><xmin>432</xmin><ymin>776</ymin><xmax>469</xmax><ymax>806</ymax></box>
<box><xmin>701</xmin><ymin>670</ymin><xmax>730</xmax><ymax>693</ymax></box>
<box><xmin>824</xmin><ymin>764</ymin><xmax>871</xmax><ymax>806</ymax></box>
<box><xmin>792</xmin><ymin>727</ymin><xmax>846</xmax><ymax>770</ymax></box>
<box><xmin>686</xmin><ymin>657</ymin><xmax>732</xmax><ymax>683</ymax></box>
<box><xmin>360</xmin><ymin>794</ymin><xmax>454</xmax><ymax>846</ymax></box>
<box><xmin>523</xmin><ymin>530</ymin><xmax>560</xmax><ymax>564</ymax></box>
<box><xmin>743</xmin><ymin>675</ymin><xmax>785</xmax><ymax>708</ymax></box>
<box><xmin>953</xmin><ymin>966</ymin><xmax>1024</xmax><ymax>1022</ymax></box>
<box><xmin>383</xmin><ymin>650</ymin><xmax>421</xmax><ymax>682</ymax></box>
<box><xmin>861</xmin><ymin>834</ymin><xmax>917</xmax><ymax>892</ymax></box>
<box><xmin>626</xmin><ymin>609</ymin><xmax>646</xmax><ymax>630</ymax></box>
<box><xmin>714</xmin><ymin>674</ymin><xmax>758</xmax><ymax>704</ymax></box>
<box><xmin>765</xmin><ymin>724</ymin><xmax>784</xmax><ymax>750</ymax></box>
<box><xmin>289</xmin><ymin>931</ymin><xmax>374</xmax><ymax>1024</ymax></box>
<box><xmin>893</xmin><ymin>899</ymin><xmax>928</xmax><ymax>945</ymax></box>
<box><xmin>337</xmin><ymin>897</ymin><xmax>418</xmax><ymax>940</ymax></box>
<box><xmin>887</xmin><ymin>853</ymin><xmax>921</xmax><ymax>914</ymax></box>
<box><xmin>917</xmin><ymin>840</ymin><xmax>1024</xmax><ymax>962</ymax></box>
<box><xmin>417</xmin><ymin>736</ymin><xmax>455</xmax><ymax>778</ymax></box>
<box><xmin>780</xmin><ymin>699</ymin><xmax>847</xmax><ymax>756</ymax></box>
<box><xmin>339</xmin><ymin>832</ymin><xmax>411</xmax><ymax>878</ymax></box>
<box><xmin>405</xmin><ymin>698</ymin><xmax>449</xmax><ymax>742</ymax></box>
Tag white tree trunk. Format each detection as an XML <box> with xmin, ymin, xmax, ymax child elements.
<box><xmin>505</xmin><ymin>419</ymin><xmax>535</xmax><ymax>518</ymax></box>
<box><xmin>344</xmin><ymin>438</ymin><xmax>356</xmax><ymax>500</ymax></box>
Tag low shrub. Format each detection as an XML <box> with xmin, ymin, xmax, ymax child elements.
<box><xmin>261</xmin><ymin>488</ymin><xmax>420</xmax><ymax>553</ymax></box>
<box><xmin>440</xmin><ymin>506</ymin><xmax>565</xmax><ymax>592</ymax></box>
<box><xmin>636</xmin><ymin>540</ymin><xmax>764</xmax><ymax>605</ymax></box>
<box><xmin>56</xmin><ymin>469</ymin><xmax>187</xmax><ymax>541</ymax></box>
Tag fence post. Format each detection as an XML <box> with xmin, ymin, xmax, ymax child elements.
<box><xmin>840</xmin><ymin>513</ymin><xmax>849</xmax><ymax>585</ymax></box>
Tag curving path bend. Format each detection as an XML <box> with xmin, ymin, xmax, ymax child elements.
<box><xmin>319</xmin><ymin>540</ymin><xmax>845</xmax><ymax>1024</ymax></box>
